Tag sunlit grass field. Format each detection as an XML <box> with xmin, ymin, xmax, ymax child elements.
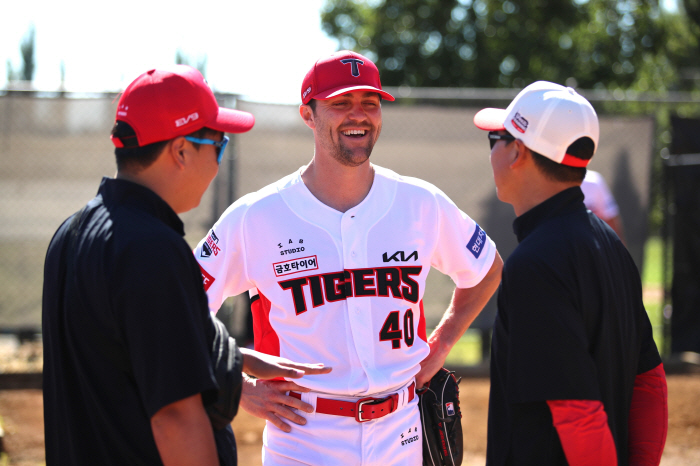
<box><xmin>443</xmin><ymin>236</ymin><xmax>667</xmax><ymax>367</ymax></box>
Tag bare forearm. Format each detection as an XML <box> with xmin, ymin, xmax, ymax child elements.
<box><xmin>151</xmin><ymin>394</ymin><xmax>219</xmax><ymax>466</ymax></box>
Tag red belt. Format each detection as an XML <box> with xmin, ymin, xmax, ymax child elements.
<box><xmin>290</xmin><ymin>382</ymin><xmax>415</xmax><ymax>423</ymax></box>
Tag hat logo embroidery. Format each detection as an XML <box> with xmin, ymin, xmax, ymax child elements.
<box><xmin>175</xmin><ymin>112</ymin><xmax>199</xmax><ymax>127</ymax></box>
<box><xmin>511</xmin><ymin>112</ymin><xmax>528</xmax><ymax>134</ymax></box>
<box><xmin>303</xmin><ymin>86</ymin><xmax>312</xmax><ymax>99</ymax></box>
<box><xmin>340</xmin><ymin>58</ymin><xmax>365</xmax><ymax>77</ymax></box>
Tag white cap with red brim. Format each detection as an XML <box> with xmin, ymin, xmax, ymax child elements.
<box><xmin>473</xmin><ymin>81</ymin><xmax>599</xmax><ymax>167</ymax></box>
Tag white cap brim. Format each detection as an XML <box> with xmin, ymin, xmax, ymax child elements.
<box><xmin>473</xmin><ymin>108</ymin><xmax>507</xmax><ymax>131</ymax></box>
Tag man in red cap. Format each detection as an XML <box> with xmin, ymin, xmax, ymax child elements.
<box><xmin>473</xmin><ymin>81</ymin><xmax>667</xmax><ymax>466</ymax></box>
<box><xmin>194</xmin><ymin>51</ymin><xmax>503</xmax><ymax>465</ymax></box>
<box><xmin>42</xmin><ymin>65</ymin><xmax>331</xmax><ymax>466</ymax></box>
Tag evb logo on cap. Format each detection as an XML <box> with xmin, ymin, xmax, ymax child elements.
<box><xmin>175</xmin><ymin>112</ymin><xmax>200</xmax><ymax>128</ymax></box>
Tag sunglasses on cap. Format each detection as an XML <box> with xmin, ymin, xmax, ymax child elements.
<box><xmin>488</xmin><ymin>131</ymin><xmax>516</xmax><ymax>150</ymax></box>
<box><xmin>184</xmin><ymin>135</ymin><xmax>229</xmax><ymax>164</ymax></box>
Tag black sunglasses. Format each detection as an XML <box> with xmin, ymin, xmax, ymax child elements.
<box><xmin>488</xmin><ymin>132</ymin><xmax>516</xmax><ymax>149</ymax></box>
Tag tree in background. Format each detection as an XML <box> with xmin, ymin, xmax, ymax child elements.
<box><xmin>175</xmin><ymin>50</ymin><xmax>208</xmax><ymax>79</ymax></box>
<box><xmin>682</xmin><ymin>0</ymin><xmax>700</xmax><ymax>27</ymax></box>
<box><xmin>6</xmin><ymin>60</ymin><xmax>17</xmax><ymax>82</ymax></box>
<box><xmin>6</xmin><ymin>25</ymin><xmax>35</xmax><ymax>82</ymax></box>
<box><xmin>321</xmin><ymin>0</ymin><xmax>698</xmax><ymax>92</ymax></box>
<box><xmin>20</xmin><ymin>25</ymin><xmax>36</xmax><ymax>82</ymax></box>
<box><xmin>672</xmin><ymin>0</ymin><xmax>700</xmax><ymax>89</ymax></box>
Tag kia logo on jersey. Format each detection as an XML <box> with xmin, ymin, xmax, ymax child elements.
<box><xmin>382</xmin><ymin>251</ymin><xmax>418</xmax><ymax>262</ymax></box>
<box><xmin>340</xmin><ymin>58</ymin><xmax>364</xmax><ymax>77</ymax></box>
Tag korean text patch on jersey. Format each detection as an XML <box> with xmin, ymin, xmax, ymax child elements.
<box><xmin>273</xmin><ymin>256</ymin><xmax>319</xmax><ymax>277</ymax></box>
<box><xmin>466</xmin><ymin>224</ymin><xmax>486</xmax><ymax>259</ymax></box>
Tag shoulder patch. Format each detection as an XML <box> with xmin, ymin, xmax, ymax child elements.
<box><xmin>200</xmin><ymin>229</ymin><xmax>221</xmax><ymax>258</ymax></box>
<box><xmin>466</xmin><ymin>224</ymin><xmax>486</xmax><ymax>259</ymax></box>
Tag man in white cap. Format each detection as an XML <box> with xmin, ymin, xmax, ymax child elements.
<box><xmin>195</xmin><ymin>51</ymin><xmax>503</xmax><ymax>465</ymax></box>
<box><xmin>474</xmin><ymin>81</ymin><xmax>667</xmax><ymax>466</ymax></box>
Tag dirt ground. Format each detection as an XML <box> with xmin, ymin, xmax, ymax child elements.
<box><xmin>1</xmin><ymin>374</ymin><xmax>698</xmax><ymax>466</ymax></box>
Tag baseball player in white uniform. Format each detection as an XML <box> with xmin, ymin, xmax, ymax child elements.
<box><xmin>195</xmin><ymin>50</ymin><xmax>503</xmax><ymax>466</ymax></box>
<box><xmin>580</xmin><ymin>170</ymin><xmax>626</xmax><ymax>243</ymax></box>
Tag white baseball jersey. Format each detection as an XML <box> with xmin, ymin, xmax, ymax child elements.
<box><xmin>195</xmin><ymin>165</ymin><xmax>496</xmax><ymax>396</ymax></box>
<box><xmin>581</xmin><ymin>170</ymin><xmax>619</xmax><ymax>220</ymax></box>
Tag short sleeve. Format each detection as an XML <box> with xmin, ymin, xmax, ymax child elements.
<box><xmin>501</xmin><ymin>254</ymin><xmax>600</xmax><ymax>403</ymax></box>
<box><xmin>430</xmin><ymin>188</ymin><xmax>496</xmax><ymax>288</ymax></box>
<box><xmin>194</xmin><ymin>195</ymin><xmax>256</xmax><ymax>313</ymax></box>
<box><xmin>113</xmin><ymin>238</ymin><xmax>217</xmax><ymax>418</ymax></box>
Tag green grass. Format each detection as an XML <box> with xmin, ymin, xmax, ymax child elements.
<box><xmin>443</xmin><ymin>329</ymin><xmax>483</xmax><ymax>367</ymax></box>
<box><xmin>641</xmin><ymin>236</ymin><xmax>667</xmax><ymax>354</ymax></box>
<box><xmin>642</xmin><ymin>236</ymin><xmax>665</xmax><ymax>288</ymax></box>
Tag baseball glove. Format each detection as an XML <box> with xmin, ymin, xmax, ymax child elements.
<box><xmin>418</xmin><ymin>368</ymin><xmax>463</xmax><ymax>466</ymax></box>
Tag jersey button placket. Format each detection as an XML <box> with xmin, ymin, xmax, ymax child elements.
<box><xmin>341</xmin><ymin>210</ymin><xmax>373</xmax><ymax>376</ymax></box>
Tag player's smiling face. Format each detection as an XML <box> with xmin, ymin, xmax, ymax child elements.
<box><xmin>312</xmin><ymin>91</ymin><xmax>382</xmax><ymax>167</ymax></box>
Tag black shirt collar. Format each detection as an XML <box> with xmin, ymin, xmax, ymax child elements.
<box><xmin>98</xmin><ymin>177</ymin><xmax>185</xmax><ymax>236</ymax></box>
<box><xmin>512</xmin><ymin>186</ymin><xmax>586</xmax><ymax>243</ymax></box>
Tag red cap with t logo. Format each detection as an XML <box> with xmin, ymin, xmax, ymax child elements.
<box><xmin>301</xmin><ymin>50</ymin><xmax>395</xmax><ymax>104</ymax></box>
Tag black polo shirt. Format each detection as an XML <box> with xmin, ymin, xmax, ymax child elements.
<box><xmin>486</xmin><ymin>187</ymin><xmax>661</xmax><ymax>466</ymax></box>
<box><xmin>42</xmin><ymin>177</ymin><xmax>219</xmax><ymax>465</ymax></box>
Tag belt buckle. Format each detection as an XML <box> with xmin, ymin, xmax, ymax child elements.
<box><xmin>355</xmin><ymin>397</ymin><xmax>376</xmax><ymax>423</ymax></box>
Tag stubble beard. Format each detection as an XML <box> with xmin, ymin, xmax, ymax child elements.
<box><xmin>326</xmin><ymin>125</ymin><xmax>382</xmax><ymax>168</ymax></box>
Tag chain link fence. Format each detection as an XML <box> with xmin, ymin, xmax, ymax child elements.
<box><xmin>0</xmin><ymin>88</ymin><xmax>680</xmax><ymax>344</ymax></box>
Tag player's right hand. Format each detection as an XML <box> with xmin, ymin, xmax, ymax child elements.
<box><xmin>240</xmin><ymin>348</ymin><xmax>332</xmax><ymax>380</ymax></box>
<box><xmin>239</xmin><ymin>375</ymin><xmax>319</xmax><ymax>432</ymax></box>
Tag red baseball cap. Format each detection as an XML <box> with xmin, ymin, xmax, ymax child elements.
<box><xmin>111</xmin><ymin>65</ymin><xmax>255</xmax><ymax>148</ymax></box>
<box><xmin>301</xmin><ymin>50</ymin><xmax>395</xmax><ymax>104</ymax></box>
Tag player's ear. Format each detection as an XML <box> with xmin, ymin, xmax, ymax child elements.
<box><xmin>509</xmin><ymin>140</ymin><xmax>528</xmax><ymax>169</ymax></box>
<box><xmin>169</xmin><ymin>136</ymin><xmax>188</xmax><ymax>170</ymax></box>
<box><xmin>299</xmin><ymin>104</ymin><xmax>316</xmax><ymax>130</ymax></box>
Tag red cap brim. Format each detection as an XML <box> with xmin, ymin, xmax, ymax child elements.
<box><xmin>210</xmin><ymin>107</ymin><xmax>255</xmax><ymax>134</ymax></box>
<box><xmin>315</xmin><ymin>85</ymin><xmax>395</xmax><ymax>102</ymax></box>
<box><xmin>473</xmin><ymin>108</ymin><xmax>507</xmax><ymax>131</ymax></box>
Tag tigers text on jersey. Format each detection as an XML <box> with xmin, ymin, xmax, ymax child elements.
<box><xmin>195</xmin><ymin>165</ymin><xmax>496</xmax><ymax>396</ymax></box>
